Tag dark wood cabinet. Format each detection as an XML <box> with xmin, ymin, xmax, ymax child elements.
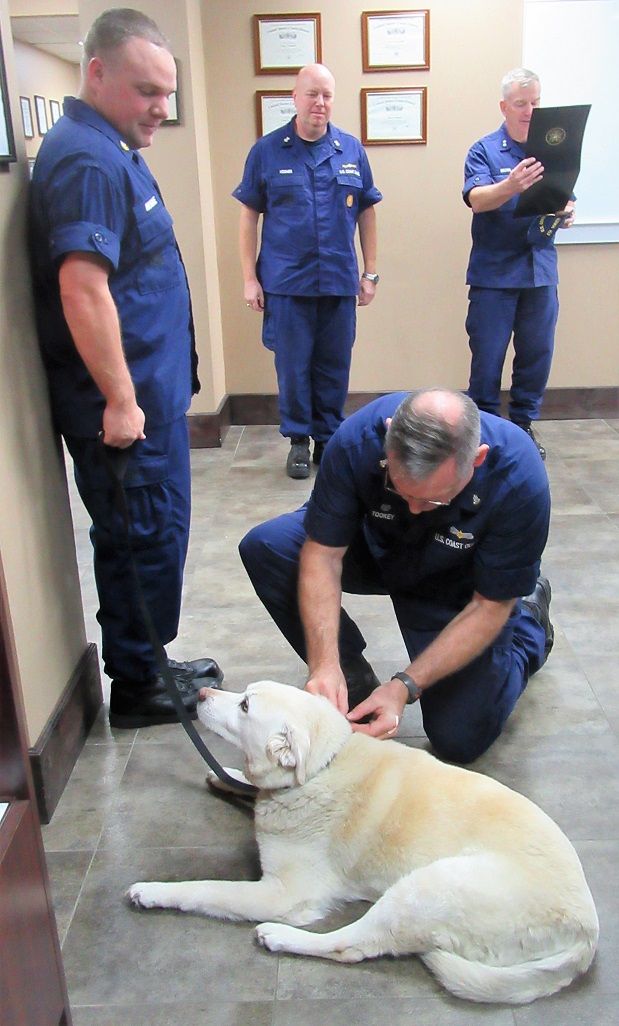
<box><xmin>0</xmin><ymin>562</ymin><xmax>72</xmax><ymax>1026</ymax></box>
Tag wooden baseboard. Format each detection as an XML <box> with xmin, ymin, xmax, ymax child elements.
<box><xmin>188</xmin><ymin>387</ymin><xmax>618</xmax><ymax>448</ymax></box>
<box><xmin>29</xmin><ymin>644</ymin><xmax>102</xmax><ymax>824</ymax></box>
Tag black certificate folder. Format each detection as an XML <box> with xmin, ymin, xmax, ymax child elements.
<box><xmin>514</xmin><ymin>104</ymin><xmax>591</xmax><ymax>217</ymax></box>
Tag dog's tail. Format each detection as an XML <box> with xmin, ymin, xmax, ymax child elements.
<box><xmin>420</xmin><ymin>936</ymin><xmax>597</xmax><ymax>1005</ymax></box>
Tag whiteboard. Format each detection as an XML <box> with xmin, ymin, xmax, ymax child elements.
<box><xmin>523</xmin><ymin>0</ymin><xmax>619</xmax><ymax>243</ymax></box>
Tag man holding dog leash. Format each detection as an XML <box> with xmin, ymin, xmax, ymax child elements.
<box><xmin>240</xmin><ymin>388</ymin><xmax>553</xmax><ymax>764</ymax></box>
<box><xmin>29</xmin><ymin>9</ymin><xmax>222</xmax><ymax>728</ymax></box>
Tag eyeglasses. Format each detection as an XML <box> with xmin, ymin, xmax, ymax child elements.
<box><xmin>383</xmin><ymin>465</ymin><xmax>451</xmax><ymax>508</ymax></box>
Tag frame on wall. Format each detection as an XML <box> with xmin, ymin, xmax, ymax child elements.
<box><xmin>162</xmin><ymin>60</ymin><xmax>180</xmax><ymax>124</ymax></box>
<box><xmin>255</xmin><ymin>90</ymin><xmax>295</xmax><ymax>136</ymax></box>
<box><xmin>361</xmin><ymin>86</ymin><xmax>427</xmax><ymax>145</ymax></box>
<box><xmin>20</xmin><ymin>96</ymin><xmax>34</xmax><ymax>139</ymax></box>
<box><xmin>253</xmin><ymin>13</ymin><xmax>322</xmax><ymax>74</ymax></box>
<box><xmin>361</xmin><ymin>10</ymin><xmax>430</xmax><ymax>72</ymax></box>
<box><xmin>0</xmin><ymin>29</ymin><xmax>16</xmax><ymax>162</ymax></box>
<box><xmin>49</xmin><ymin>99</ymin><xmax>62</xmax><ymax>125</ymax></box>
<box><xmin>34</xmin><ymin>94</ymin><xmax>48</xmax><ymax>136</ymax></box>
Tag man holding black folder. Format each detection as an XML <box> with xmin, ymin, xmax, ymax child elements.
<box><xmin>463</xmin><ymin>68</ymin><xmax>575</xmax><ymax>460</ymax></box>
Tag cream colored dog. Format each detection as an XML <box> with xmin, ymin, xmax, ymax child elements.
<box><xmin>127</xmin><ymin>681</ymin><xmax>598</xmax><ymax>1004</ymax></box>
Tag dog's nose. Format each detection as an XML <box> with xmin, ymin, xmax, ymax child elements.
<box><xmin>198</xmin><ymin>686</ymin><xmax>220</xmax><ymax>701</ymax></box>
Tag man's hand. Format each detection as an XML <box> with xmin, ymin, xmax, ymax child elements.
<box><xmin>558</xmin><ymin>205</ymin><xmax>575</xmax><ymax>228</ymax></box>
<box><xmin>358</xmin><ymin>278</ymin><xmax>377</xmax><ymax>307</ymax></box>
<box><xmin>346</xmin><ymin>678</ymin><xmax>408</xmax><ymax>740</ymax></box>
<box><xmin>244</xmin><ymin>278</ymin><xmax>264</xmax><ymax>311</ymax></box>
<box><xmin>101</xmin><ymin>398</ymin><xmax>146</xmax><ymax>448</ymax></box>
<box><xmin>508</xmin><ymin>157</ymin><xmax>544</xmax><ymax>194</ymax></box>
<box><xmin>305</xmin><ymin>666</ymin><xmax>349</xmax><ymax>715</ymax></box>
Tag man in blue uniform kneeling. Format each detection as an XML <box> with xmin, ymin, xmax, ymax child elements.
<box><xmin>239</xmin><ymin>388</ymin><xmax>553</xmax><ymax>764</ymax></box>
<box><xmin>234</xmin><ymin>64</ymin><xmax>382</xmax><ymax>479</ymax></box>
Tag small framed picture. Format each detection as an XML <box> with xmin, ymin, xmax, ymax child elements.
<box><xmin>361</xmin><ymin>86</ymin><xmax>427</xmax><ymax>145</ymax></box>
<box><xmin>361</xmin><ymin>10</ymin><xmax>430</xmax><ymax>72</ymax></box>
<box><xmin>34</xmin><ymin>94</ymin><xmax>48</xmax><ymax>136</ymax></box>
<box><xmin>20</xmin><ymin>96</ymin><xmax>34</xmax><ymax>139</ymax></box>
<box><xmin>255</xmin><ymin>90</ymin><xmax>296</xmax><ymax>137</ymax></box>
<box><xmin>49</xmin><ymin>99</ymin><xmax>62</xmax><ymax>125</ymax></box>
<box><xmin>253</xmin><ymin>13</ymin><xmax>322</xmax><ymax>74</ymax></box>
<box><xmin>162</xmin><ymin>60</ymin><xmax>180</xmax><ymax>124</ymax></box>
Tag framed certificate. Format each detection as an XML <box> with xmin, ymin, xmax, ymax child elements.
<box><xmin>256</xmin><ymin>90</ymin><xmax>296</xmax><ymax>137</ymax></box>
<box><xmin>361</xmin><ymin>87</ymin><xmax>427</xmax><ymax>145</ymax></box>
<box><xmin>0</xmin><ymin>30</ymin><xmax>16</xmax><ymax>161</ymax></box>
<box><xmin>20</xmin><ymin>96</ymin><xmax>34</xmax><ymax>139</ymax></box>
<box><xmin>361</xmin><ymin>10</ymin><xmax>430</xmax><ymax>72</ymax></box>
<box><xmin>34</xmin><ymin>94</ymin><xmax>48</xmax><ymax>136</ymax></box>
<box><xmin>49</xmin><ymin>99</ymin><xmax>62</xmax><ymax>125</ymax></box>
<box><xmin>253</xmin><ymin>13</ymin><xmax>322</xmax><ymax>74</ymax></box>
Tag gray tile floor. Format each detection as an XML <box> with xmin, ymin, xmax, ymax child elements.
<box><xmin>44</xmin><ymin>419</ymin><xmax>619</xmax><ymax>1025</ymax></box>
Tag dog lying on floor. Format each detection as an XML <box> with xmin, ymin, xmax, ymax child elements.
<box><xmin>127</xmin><ymin>681</ymin><xmax>598</xmax><ymax>1005</ymax></box>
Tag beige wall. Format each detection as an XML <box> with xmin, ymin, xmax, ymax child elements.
<box><xmin>204</xmin><ymin>0</ymin><xmax>618</xmax><ymax>398</ymax></box>
<box><xmin>13</xmin><ymin>40</ymin><xmax>79</xmax><ymax>161</ymax></box>
<box><xmin>0</xmin><ymin>0</ymin><xmax>86</xmax><ymax>745</ymax></box>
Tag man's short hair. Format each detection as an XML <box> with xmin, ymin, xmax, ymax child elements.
<box><xmin>82</xmin><ymin>7</ymin><xmax>171</xmax><ymax>73</ymax></box>
<box><xmin>501</xmin><ymin>68</ymin><xmax>540</xmax><ymax>99</ymax></box>
<box><xmin>386</xmin><ymin>389</ymin><xmax>481</xmax><ymax>481</ymax></box>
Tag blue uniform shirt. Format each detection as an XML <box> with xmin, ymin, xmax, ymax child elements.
<box><xmin>305</xmin><ymin>394</ymin><xmax>550</xmax><ymax>630</ymax></box>
<box><xmin>233</xmin><ymin>118</ymin><xmax>382</xmax><ymax>296</ymax></box>
<box><xmin>29</xmin><ymin>98</ymin><xmax>195</xmax><ymax>437</ymax></box>
<box><xmin>463</xmin><ymin>124</ymin><xmax>559</xmax><ymax>289</ymax></box>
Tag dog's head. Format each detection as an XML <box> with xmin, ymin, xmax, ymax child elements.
<box><xmin>197</xmin><ymin>680</ymin><xmax>352</xmax><ymax>789</ymax></box>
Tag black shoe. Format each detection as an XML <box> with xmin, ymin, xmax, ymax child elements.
<box><xmin>522</xmin><ymin>575</ymin><xmax>554</xmax><ymax>666</ymax></box>
<box><xmin>519</xmin><ymin>422</ymin><xmax>546</xmax><ymax>461</ymax></box>
<box><xmin>341</xmin><ymin>653</ymin><xmax>381</xmax><ymax>711</ymax></box>
<box><xmin>312</xmin><ymin>440</ymin><xmax>325</xmax><ymax>466</ymax></box>
<box><xmin>286</xmin><ymin>437</ymin><xmax>310</xmax><ymax>479</ymax></box>
<box><xmin>162</xmin><ymin>657</ymin><xmax>224</xmax><ymax>689</ymax></box>
<box><xmin>109</xmin><ymin>675</ymin><xmax>200</xmax><ymax>729</ymax></box>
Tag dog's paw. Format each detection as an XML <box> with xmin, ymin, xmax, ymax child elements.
<box><xmin>256</xmin><ymin>922</ymin><xmax>298</xmax><ymax>953</ymax></box>
<box><xmin>126</xmin><ymin>882</ymin><xmax>161</xmax><ymax>909</ymax></box>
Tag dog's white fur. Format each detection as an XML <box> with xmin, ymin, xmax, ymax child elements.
<box><xmin>127</xmin><ymin>681</ymin><xmax>598</xmax><ymax>1004</ymax></box>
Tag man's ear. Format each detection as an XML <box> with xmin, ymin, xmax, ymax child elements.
<box><xmin>266</xmin><ymin>726</ymin><xmax>310</xmax><ymax>785</ymax></box>
<box><xmin>473</xmin><ymin>443</ymin><xmax>489</xmax><ymax>468</ymax></box>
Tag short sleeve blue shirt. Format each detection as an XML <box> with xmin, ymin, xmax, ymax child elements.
<box><xmin>232</xmin><ymin>119</ymin><xmax>382</xmax><ymax>296</ymax></box>
<box><xmin>304</xmin><ymin>394</ymin><xmax>550</xmax><ymax>629</ymax></box>
<box><xmin>29</xmin><ymin>98</ymin><xmax>194</xmax><ymax>437</ymax></box>
<box><xmin>463</xmin><ymin>124</ymin><xmax>559</xmax><ymax>289</ymax></box>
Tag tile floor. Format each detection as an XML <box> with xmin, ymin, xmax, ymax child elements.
<box><xmin>44</xmin><ymin>419</ymin><xmax>619</xmax><ymax>1026</ymax></box>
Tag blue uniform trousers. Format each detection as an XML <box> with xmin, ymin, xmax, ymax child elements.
<box><xmin>239</xmin><ymin>507</ymin><xmax>546</xmax><ymax>764</ymax></box>
<box><xmin>262</xmin><ymin>293</ymin><xmax>357</xmax><ymax>441</ymax></box>
<box><xmin>64</xmin><ymin>417</ymin><xmax>191</xmax><ymax>683</ymax></box>
<box><xmin>466</xmin><ymin>285</ymin><xmax>559</xmax><ymax>424</ymax></box>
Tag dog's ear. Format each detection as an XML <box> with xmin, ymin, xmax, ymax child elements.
<box><xmin>266</xmin><ymin>726</ymin><xmax>310</xmax><ymax>785</ymax></box>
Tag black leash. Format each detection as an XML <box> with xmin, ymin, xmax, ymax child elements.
<box><xmin>98</xmin><ymin>436</ymin><xmax>258</xmax><ymax>796</ymax></box>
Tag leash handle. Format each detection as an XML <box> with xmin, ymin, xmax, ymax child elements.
<box><xmin>98</xmin><ymin>436</ymin><xmax>258</xmax><ymax>796</ymax></box>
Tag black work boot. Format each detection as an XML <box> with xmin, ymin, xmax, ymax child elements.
<box><xmin>109</xmin><ymin>675</ymin><xmax>199</xmax><ymax>729</ymax></box>
<box><xmin>522</xmin><ymin>574</ymin><xmax>554</xmax><ymax>667</ymax></box>
<box><xmin>341</xmin><ymin>653</ymin><xmax>381</xmax><ymax>711</ymax></box>
<box><xmin>286</xmin><ymin>436</ymin><xmax>310</xmax><ymax>479</ymax></box>
<box><xmin>519</xmin><ymin>422</ymin><xmax>546</xmax><ymax>461</ymax></box>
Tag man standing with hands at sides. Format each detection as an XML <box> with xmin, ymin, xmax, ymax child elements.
<box><xmin>463</xmin><ymin>68</ymin><xmax>575</xmax><ymax>460</ymax></box>
<box><xmin>29</xmin><ymin>8</ymin><xmax>223</xmax><ymax>729</ymax></box>
<box><xmin>234</xmin><ymin>63</ymin><xmax>382</xmax><ymax>479</ymax></box>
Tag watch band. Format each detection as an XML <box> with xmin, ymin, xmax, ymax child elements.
<box><xmin>361</xmin><ymin>272</ymin><xmax>379</xmax><ymax>284</ymax></box>
<box><xmin>391</xmin><ymin>671</ymin><xmax>423</xmax><ymax>705</ymax></box>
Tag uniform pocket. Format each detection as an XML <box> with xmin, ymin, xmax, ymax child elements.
<box><xmin>133</xmin><ymin>199</ymin><xmax>180</xmax><ymax>295</ymax></box>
